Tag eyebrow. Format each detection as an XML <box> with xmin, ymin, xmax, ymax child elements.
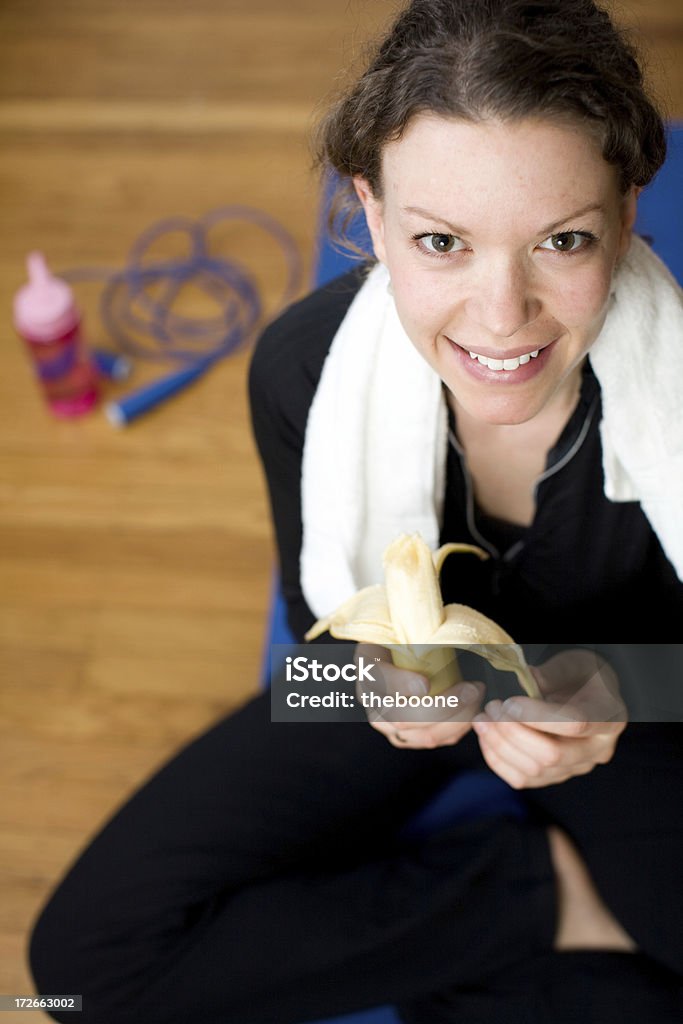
<box><xmin>402</xmin><ymin>202</ymin><xmax>607</xmax><ymax>237</ymax></box>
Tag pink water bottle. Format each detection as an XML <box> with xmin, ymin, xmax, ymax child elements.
<box><xmin>13</xmin><ymin>252</ymin><xmax>99</xmax><ymax>418</ymax></box>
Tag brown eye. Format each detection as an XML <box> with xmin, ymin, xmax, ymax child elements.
<box><xmin>553</xmin><ymin>232</ymin><xmax>576</xmax><ymax>250</ymax></box>
<box><xmin>542</xmin><ymin>231</ymin><xmax>584</xmax><ymax>252</ymax></box>
<box><xmin>420</xmin><ymin>233</ymin><xmax>464</xmax><ymax>255</ymax></box>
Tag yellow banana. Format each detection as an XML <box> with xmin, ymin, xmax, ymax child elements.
<box><xmin>304</xmin><ymin>532</ymin><xmax>540</xmax><ymax>699</ymax></box>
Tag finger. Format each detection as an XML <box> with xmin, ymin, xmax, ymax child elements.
<box><xmin>476</xmin><ymin>709</ymin><xmax>563</xmax><ymax>764</ymax></box>
<box><xmin>374</xmin><ymin>688</ymin><xmax>484</xmax><ymax>746</ymax></box>
<box><xmin>396</xmin><ymin>720</ymin><xmax>474</xmax><ymax>749</ymax></box>
<box><xmin>477</xmin><ymin>699</ymin><xmax>618</xmax><ymax>765</ymax></box>
<box><xmin>477</xmin><ymin>731</ymin><xmax>594</xmax><ymax>789</ymax></box>
<box><xmin>472</xmin><ymin>719</ymin><xmax>548</xmax><ymax>780</ymax></box>
<box><xmin>359</xmin><ymin>678</ymin><xmax>485</xmax><ymax>728</ymax></box>
<box><xmin>378</xmin><ymin>708</ymin><xmax>476</xmax><ymax>744</ymax></box>
<box><xmin>480</xmin><ymin>716</ymin><xmax>618</xmax><ymax>773</ymax></box>
<box><xmin>476</xmin><ymin>735</ymin><xmax>528</xmax><ymax>790</ymax></box>
<box><xmin>368</xmin><ymin>716</ymin><xmax>442</xmax><ymax>743</ymax></box>
<box><xmin>590</xmin><ymin>734</ymin><xmax>621</xmax><ymax>764</ymax></box>
<box><xmin>367</xmin><ymin>658</ymin><xmax>430</xmax><ymax>698</ymax></box>
<box><xmin>355</xmin><ymin>664</ymin><xmax>429</xmax><ymax>718</ymax></box>
<box><xmin>369</xmin><ymin>717</ymin><xmax>470</xmax><ymax>749</ymax></box>
<box><xmin>447</xmin><ymin>680</ymin><xmax>487</xmax><ymax>708</ymax></box>
<box><xmin>424</xmin><ymin>720</ymin><xmax>475</xmax><ymax>746</ymax></box>
<box><xmin>495</xmin><ymin>697</ymin><xmax>591</xmax><ymax>735</ymax></box>
<box><xmin>406</xmin><ymin>679</ymin><xmax>486</xmax><ymax>722</ymax></box>
<box><xmin>476</xmin><ymin>713</ymin><xmax>621</xmax><ymax>778</ymax></box>
<box><xmin>368</xmin><ymin>719</ymin><xmax>414</xmax><ymax>748</ymax></box>
<box><xmin>501</xmin><ymin>696</ymin><xmax>627</xmax><ymax>737</ymax></box>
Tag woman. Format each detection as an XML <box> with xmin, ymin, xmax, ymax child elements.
<box><xmin>29</xmin><ymin>1</ymin><xmax>682</xmax><ymax>1021</ymax></box>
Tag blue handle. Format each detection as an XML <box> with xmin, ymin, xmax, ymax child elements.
<box><xmin>105</xmin><ymin>359</ymin><xmax>213</xmax><ymax>426</ymax></box>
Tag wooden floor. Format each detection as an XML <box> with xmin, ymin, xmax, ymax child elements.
<box><xmin>0</xmin><ymin>1</ymin><xmax>681</xmax><ymax>1019</ymax></box>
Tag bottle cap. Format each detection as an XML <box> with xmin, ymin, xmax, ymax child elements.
<box><xmin>13</xmin><ymin>252</ymin><xmax>79</xmax><ymax>342</ymax></box>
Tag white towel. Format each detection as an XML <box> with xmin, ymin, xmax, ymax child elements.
<box><xmin>301</xmin><ymin>236</ymin><xmax>683</xmax><ymax>617</ymax></box>
<box><xmin>589</xmin><ymin>236</ymin><xmax>683</xmax><ymax>568</ymax></box>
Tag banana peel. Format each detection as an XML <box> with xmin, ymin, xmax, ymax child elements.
<box><xmin>304</xmin><ymin>532</ymin><xmax>540</xmax><ymax>699</ymax></box>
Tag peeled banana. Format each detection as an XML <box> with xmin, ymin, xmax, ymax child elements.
<box><xmin>304</xmin><ymin>532</ymin><xmax>540</xmax><ymax>699</ymax></box>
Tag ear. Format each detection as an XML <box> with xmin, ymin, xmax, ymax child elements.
<box><xmin>616</xmin><ymin>186</ymin><xmax>640</xmax><ymax>262</ymax></box>
<box><xmin>353</xmin><ymin>176</ymin><xmax>387</xmax><ymax>264</ymax></box>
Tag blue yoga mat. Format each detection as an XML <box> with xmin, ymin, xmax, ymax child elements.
<box><xmin>635</xmin><ymin>124</ymin><xmax>683</xmax><ymax>285</ymax></box>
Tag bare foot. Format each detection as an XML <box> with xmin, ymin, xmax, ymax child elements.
<box><xmin>548</xmin><ymin>826</ymin><xmax>637</xmax><ymax>952</ymax></box>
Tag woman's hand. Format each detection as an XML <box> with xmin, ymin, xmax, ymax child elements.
<box><xmin>355</xmin><ymin>643</ymin><xmax>486</xmax><ymax>749</ymax></box>
<box><xmin>472</xmin><ymin>649</ymin><xmax>627</xmax><ymax>788</ymax></box>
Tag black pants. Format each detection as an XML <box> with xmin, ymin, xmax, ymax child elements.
<box><xmin>28</xmin><ymin>694</ymin><xmax>683</xmax><ymax>1023</ymax></box>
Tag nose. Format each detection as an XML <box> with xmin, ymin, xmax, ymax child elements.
<box><xmin>467</xmin><ymin>257</ymin><xmax>541</xmax><ymax>338</ymax></box>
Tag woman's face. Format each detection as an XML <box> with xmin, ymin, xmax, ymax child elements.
<box><xmin>355</xmin><ymin>115</ymin><xmax>637</xmax><ymax>426</ymax></box>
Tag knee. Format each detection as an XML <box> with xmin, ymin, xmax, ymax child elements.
<box><xmin>28</xmin><ymin>886</ymin><xmax>141</xmax><ymax>1024</ymax></box>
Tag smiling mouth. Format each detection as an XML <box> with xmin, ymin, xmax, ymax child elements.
<box><xmin>450</xmin><ymin>339</ymin><xmax>554</xmax><ymax>372</ymax></box>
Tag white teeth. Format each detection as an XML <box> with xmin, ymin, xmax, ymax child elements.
<box><xmin>466</xmin><ymin>348</ymin><xmax>540</xmax><ymax>372</ymax></box>
<box><xmin>466</xmin><ymin>347</ymin><xmax>541</xmax><ymax>371</ymax></box>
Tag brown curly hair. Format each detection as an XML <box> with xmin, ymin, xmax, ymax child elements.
<box><xmin>313</xmin><ymin>0</ymin><xmax>667</xmax><ymax>248</ymax></box>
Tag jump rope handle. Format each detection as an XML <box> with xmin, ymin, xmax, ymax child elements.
<box><xmin>104</xmin><ymin>357</ymin><xmax>215</xmax><ymax>426</ymax></box>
